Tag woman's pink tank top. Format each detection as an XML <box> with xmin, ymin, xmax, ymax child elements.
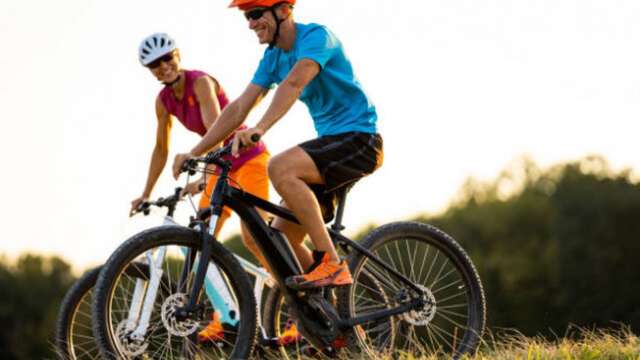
<box><xmin>159</xmin><ymin>70</ymin><xmax>266</xmax><ymax>170</ymax></box>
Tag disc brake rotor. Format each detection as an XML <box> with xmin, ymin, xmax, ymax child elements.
<box><xmin>115</xmin><ymin>321</ymin><xmax>149</xmax><ymax>357</ymax></box>
<box><xmin>161</xmin><ymin>293</ymin><xmax>200</xmax><ymax>337</ymax></box>
<box><xmin>403</xmin><ymin>285</ymin><xmax>437</xmax><ymax>326</ymax></box>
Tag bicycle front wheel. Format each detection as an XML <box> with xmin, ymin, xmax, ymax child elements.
<box><xmin>55</xmin><ymin>262</ymin><xmax>160</xmax><ymax>359</ymax></box>
<box><xmin>339</xmin><ymin>221</ymin><xmax>486</xmax><ymax>359</ymax></box>
<box><xmin>92</xmin><ymin>226</ymin><xmax>257</xmax><ymax>360</ymax></box>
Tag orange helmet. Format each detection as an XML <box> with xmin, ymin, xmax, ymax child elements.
<box><xmin>228</xmin><ymin>0</ymin><xmax>295</xmax><ymax>11</ymax></box>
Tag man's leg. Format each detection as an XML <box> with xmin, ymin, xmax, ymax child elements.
<box><xmin>268</xmin><ymin>146</ymin><xmax>340</xmax><ymax>263</ymax></box>
<box><xmin>271</xmin><ymin>207</ymin><xmax>313</xmax><ymax>271</ymax></box>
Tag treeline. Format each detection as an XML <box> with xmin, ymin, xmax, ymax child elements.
<box><xmin>0</xmin><ymin>255</ymin><xmax>75</xmax><ymax>359</ymax></box>
<box><xmin>0</xmin><ymin>155</ymin><xmax>638</xmax><ymax>358</ymax></box>
<box><xmin>416</xmin><ymin>155</ymin><xmax>640</xmax><ymax>337</ymax></box>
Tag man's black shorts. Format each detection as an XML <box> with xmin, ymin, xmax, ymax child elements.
<box><xmin>298</xmin><ymin>132</ymin><xmax>383</xmax><ymax>223</ymax></box>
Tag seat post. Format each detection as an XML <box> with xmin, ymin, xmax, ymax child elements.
<box><xmin>331</xmin><ymin>186</ymin><xmax>350</xmax><ymax>233</ymax></box>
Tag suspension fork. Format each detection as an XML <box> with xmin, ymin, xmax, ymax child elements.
<box><xmin>125</xmin><ymin>216</ymin><xmax>176</xmax><ymax>338</ymax></box>
<box><xmin>176</xmin><ymin>172</ymin><xmax>229</xmax><ymax>320</ymax></box>
<box><xmin>129</xmin><ymin>241</ymin><xmax>168</xmax><ymax>339</ymax></box>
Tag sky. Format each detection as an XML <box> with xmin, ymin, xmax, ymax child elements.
<box><xmin>1</xmin><ymin>0</ymin><xmax>639</xmax><ymax>271</ymax></box>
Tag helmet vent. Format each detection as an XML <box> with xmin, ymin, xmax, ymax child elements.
<box><xmin>138</xmin><ymin>33</ymin><xmax>177</xmax><ymax>66</ymax></box>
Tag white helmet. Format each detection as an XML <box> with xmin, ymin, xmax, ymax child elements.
<box><xmin>138</xmin><ymin>33</ymin><xmax>177</xmax><ymax>66</ymax></box>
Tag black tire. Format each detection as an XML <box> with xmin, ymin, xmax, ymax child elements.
<box><xmin>55</xmin><ymin>267</ymin><xmax>101</xmax><ymax>359</ymax></box>
<box><xmin>55</xmin><ymin>263</ymin><xmax>163</xmax><ymax>360</ymax></box>
<box><xmin>261</xmin><ymin>285</ymin><xmax>301</xmax><ymax>358</ymax></box>
<box><xmin>92</xmin><ymin>226</ymin><xmax>258</xmax><ymax>360</ymax></box>
<box><xmin>337</xmin><ymin>221</ymin><xmax>486</xmax><ymax>359</ymax></box>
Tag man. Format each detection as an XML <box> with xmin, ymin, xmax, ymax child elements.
<box><xmin>173</xmin><ymin>0</ymin><xmax>383</xmax><ymax>289</ymax></box>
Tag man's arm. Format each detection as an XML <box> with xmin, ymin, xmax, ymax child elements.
<box><xmin>190</xmin><ymin>83</ymin><xmax>268</xmax><ymax>156</ymax></box>
<box><xmin>173</xmin><ymin>83</ymin><xmax>268</xmax><ymax>178</ymax></box>
<box><xmin>255</xmin><ymin>59</ymin><xmax>320</xmax><ymax>134</ymax></box>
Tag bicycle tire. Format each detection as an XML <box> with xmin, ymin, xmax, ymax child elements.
<box><xmin>55</xmin><ymin>267</ymin><xmax>101</xmax><ymax>359</ymax></box>
<box><xmin>337</xmin><ymin>221</ymin><xmax>486</xmax><ymax>359</ymax></box>
<box><xmin>261</xmin><ymin>285</ymin><xmax>303</xmax><ymax>358</ymax></box>
<box><xmin>92</xmin><ymin>225</ymin><xmax>258</xmax><ymax>360</ymax></box>
<box><xmin>55</xmin><ymin>262</ymin><xmax>167</xmax><ymax>360</ymax></box>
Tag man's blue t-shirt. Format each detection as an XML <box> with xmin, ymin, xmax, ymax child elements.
<box><xmin>251</xmin><ymin>23</ymin><xmax>378</xmax><ymax>137</ymax></box>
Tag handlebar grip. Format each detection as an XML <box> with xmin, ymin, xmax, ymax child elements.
<box><xmin>136</xmin><ymin>201</ymin><xmax>151</xmax><ymax>216</ymax></box>
<box><xmin>181</xmin><ymin>158</ymin><xmax>198</xmax><ymax>175</ymax></box>
<box><xmin>250</xmin><ymin>134</ymin><xmax>261</xmax><ymax>143</ymax></box>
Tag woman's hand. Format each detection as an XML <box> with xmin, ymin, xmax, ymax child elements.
<box><xmin>181</xmin><ymin>178</ymin><xmax>206</xmax><ymax>198</ymax></box>
<box><xmin>130</xmin><ymin>196</ymin><xmax>149</xmax><ymax>217</ymax></box>
<box><xmin>173</xmin><ymin>153</ymin><xmax>193</xmax><ymax>179</ymax></box>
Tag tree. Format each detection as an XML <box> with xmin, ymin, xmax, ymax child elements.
<box><xmin>416</xmin><ymin>156</ymin><xmax>640</xmax><ymax>336</ymax></box>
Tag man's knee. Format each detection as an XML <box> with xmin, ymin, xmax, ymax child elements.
<box><xmin>268</xmin><ymin>156</ymin><xmax>296</xmax><ymax>188</ymax></box>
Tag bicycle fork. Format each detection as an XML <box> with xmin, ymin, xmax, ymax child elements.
<box><xmin>124</xmin><ymin>216</ymin><xmax>240</xmax><ymax>340</ymax></box>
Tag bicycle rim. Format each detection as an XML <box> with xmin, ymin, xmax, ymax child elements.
<box><xmin>64</xmin><ymin>270</ymin><xmax>101</xmax><ymax>359</ymax></box>
<box><xmin>347</xmin><ymin>222</ymin><xmax>485</xmax><ymax>358</ymax></box>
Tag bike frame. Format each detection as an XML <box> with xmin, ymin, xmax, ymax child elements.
<box><xmin>125</xmin><ymin>147</ymin><xmax>427</xmax><ymax>349</ymax></box>
<box><xmin>181</xmin><ymin>154</ymin><xmax>428</xmax><ymax>335</ymax></box>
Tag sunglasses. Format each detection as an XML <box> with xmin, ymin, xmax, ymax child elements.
<box><xmin>147</xmin><ymin>53</ymin><xmax>175</xmax><ymax>69</ymax></box>
<box><xmin>244</xmin><ymin>7</ymin><xmax>268</xmax><ymax>21</ymax></box>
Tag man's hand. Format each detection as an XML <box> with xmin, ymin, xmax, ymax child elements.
<box><xmin>173</xmin><ymin>153</ymin><xmax>193</xmax><ymax>179</ymax></box>
<box><xmin>232</xmin><ymin>127</ymin><xmax>264</xmax><ymax>156</ymax></box>
<box><xmin>130</xmin><ymin>196</ymin><xmax>148</xmax><ymax>217</ymax></box>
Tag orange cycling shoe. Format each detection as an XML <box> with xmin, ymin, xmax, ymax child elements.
<box><xmin>277</xmin><ymin>320</ymin><xmax>302</xmax><ymax>346</ymax></box>
<box><xmin>285</xmin><ymin>252</ymin><xmax>353</xmax><ymax>290</ymax></box>
<box><xmin>198</xmin><ymin>311</ymin><xmax>224</xmax><ymax>343</ymax></box>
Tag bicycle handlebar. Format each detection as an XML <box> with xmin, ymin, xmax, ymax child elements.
<box><xmin>180</xmin><ymin>134</ymin><xmax>261</xmax><ymax>175</ymax></box>
<box><xmin>133</xmin><ymin>187</ymin><xmax>183</xmax><ymax>216</ymax></box>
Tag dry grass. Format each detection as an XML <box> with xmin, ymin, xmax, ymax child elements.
<box><xmin>265</xmin><ymin>326</ymin><xmax>640</xmax><ymax>360</ymax></box>
<box><xmin>469</xmin><ymin>326</ymin><xmax>640</xmax><ymax>360</ymax></box>
<box><xmin>52</xmin><ymin>326</ymin><xmax>640</xmax><ymax>359</ymax></box>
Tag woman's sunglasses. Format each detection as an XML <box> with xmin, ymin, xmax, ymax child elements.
<box><xmin>147</xmin><ymin>53</ymin><xmax>175</xmax><ymax>69</ymax></box>
<box><xmin>244</xmin><ymin>7</ymin><xmax>268</xmax><ymax>21</ymax></box>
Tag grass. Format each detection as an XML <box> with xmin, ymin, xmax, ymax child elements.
<box><xmin>52</xmin><ymin>325</ymin><xmax>640</xmax><ymax>359</ymax></box>
<box><xmin>469</xmin><ymin>326</ymin><xmax>640</xmax><ymax>360</ymax></box>
<box><xmin>262</xmin><ymin>326</ymin><xmax>640</xmax><ymax>360</ymax></box>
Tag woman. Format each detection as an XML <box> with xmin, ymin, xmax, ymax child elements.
<box><xmin>131</xmin><ymin>33</ymin><xmax>271</xmax><ymax>341</ymax></box>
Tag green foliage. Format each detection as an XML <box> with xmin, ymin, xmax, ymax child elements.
<box><xmin>416</xmin><ymin>155</ymin><xmax>640</xmax><ymax>336</ymax></box>
<box><xmin>0</xmin><ymin>254</ymin><xmax>75</xmax><ymax>359</ymax></box>
<box><xmin>223</xmin><ymin>233</ymin><xmax>259</xmax><ymax>265</ymax></box>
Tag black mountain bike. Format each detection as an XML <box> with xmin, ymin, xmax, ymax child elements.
<box><xmin>92</xmin><ymin>140</ymin><xmax>486</xmax><ymax>359</ymax></box>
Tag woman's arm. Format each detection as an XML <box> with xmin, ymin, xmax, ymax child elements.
<box><xmin>193</xmin><ymin>76</ymin><xmax>221</xmax><ymax>131</ymax></box>
<box><xmin>130</xmin><ymin>96</ymin><xmax>172</xmax><ymax>215</ymax></box>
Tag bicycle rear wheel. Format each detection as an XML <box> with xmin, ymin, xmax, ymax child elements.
<box><xmin>55</xmin><ymin>267</ymin><xmax>101</xmax><ymax>359</ymax></box>
<box><xmin>339</xmin><ymin>221</ymin><xmax>486</xmax><ymax>359</ymax></box>
<box><xmin>92</xmin><ymin>226</ymin><xmax>257</xmax><ymax>360</ymax></box>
